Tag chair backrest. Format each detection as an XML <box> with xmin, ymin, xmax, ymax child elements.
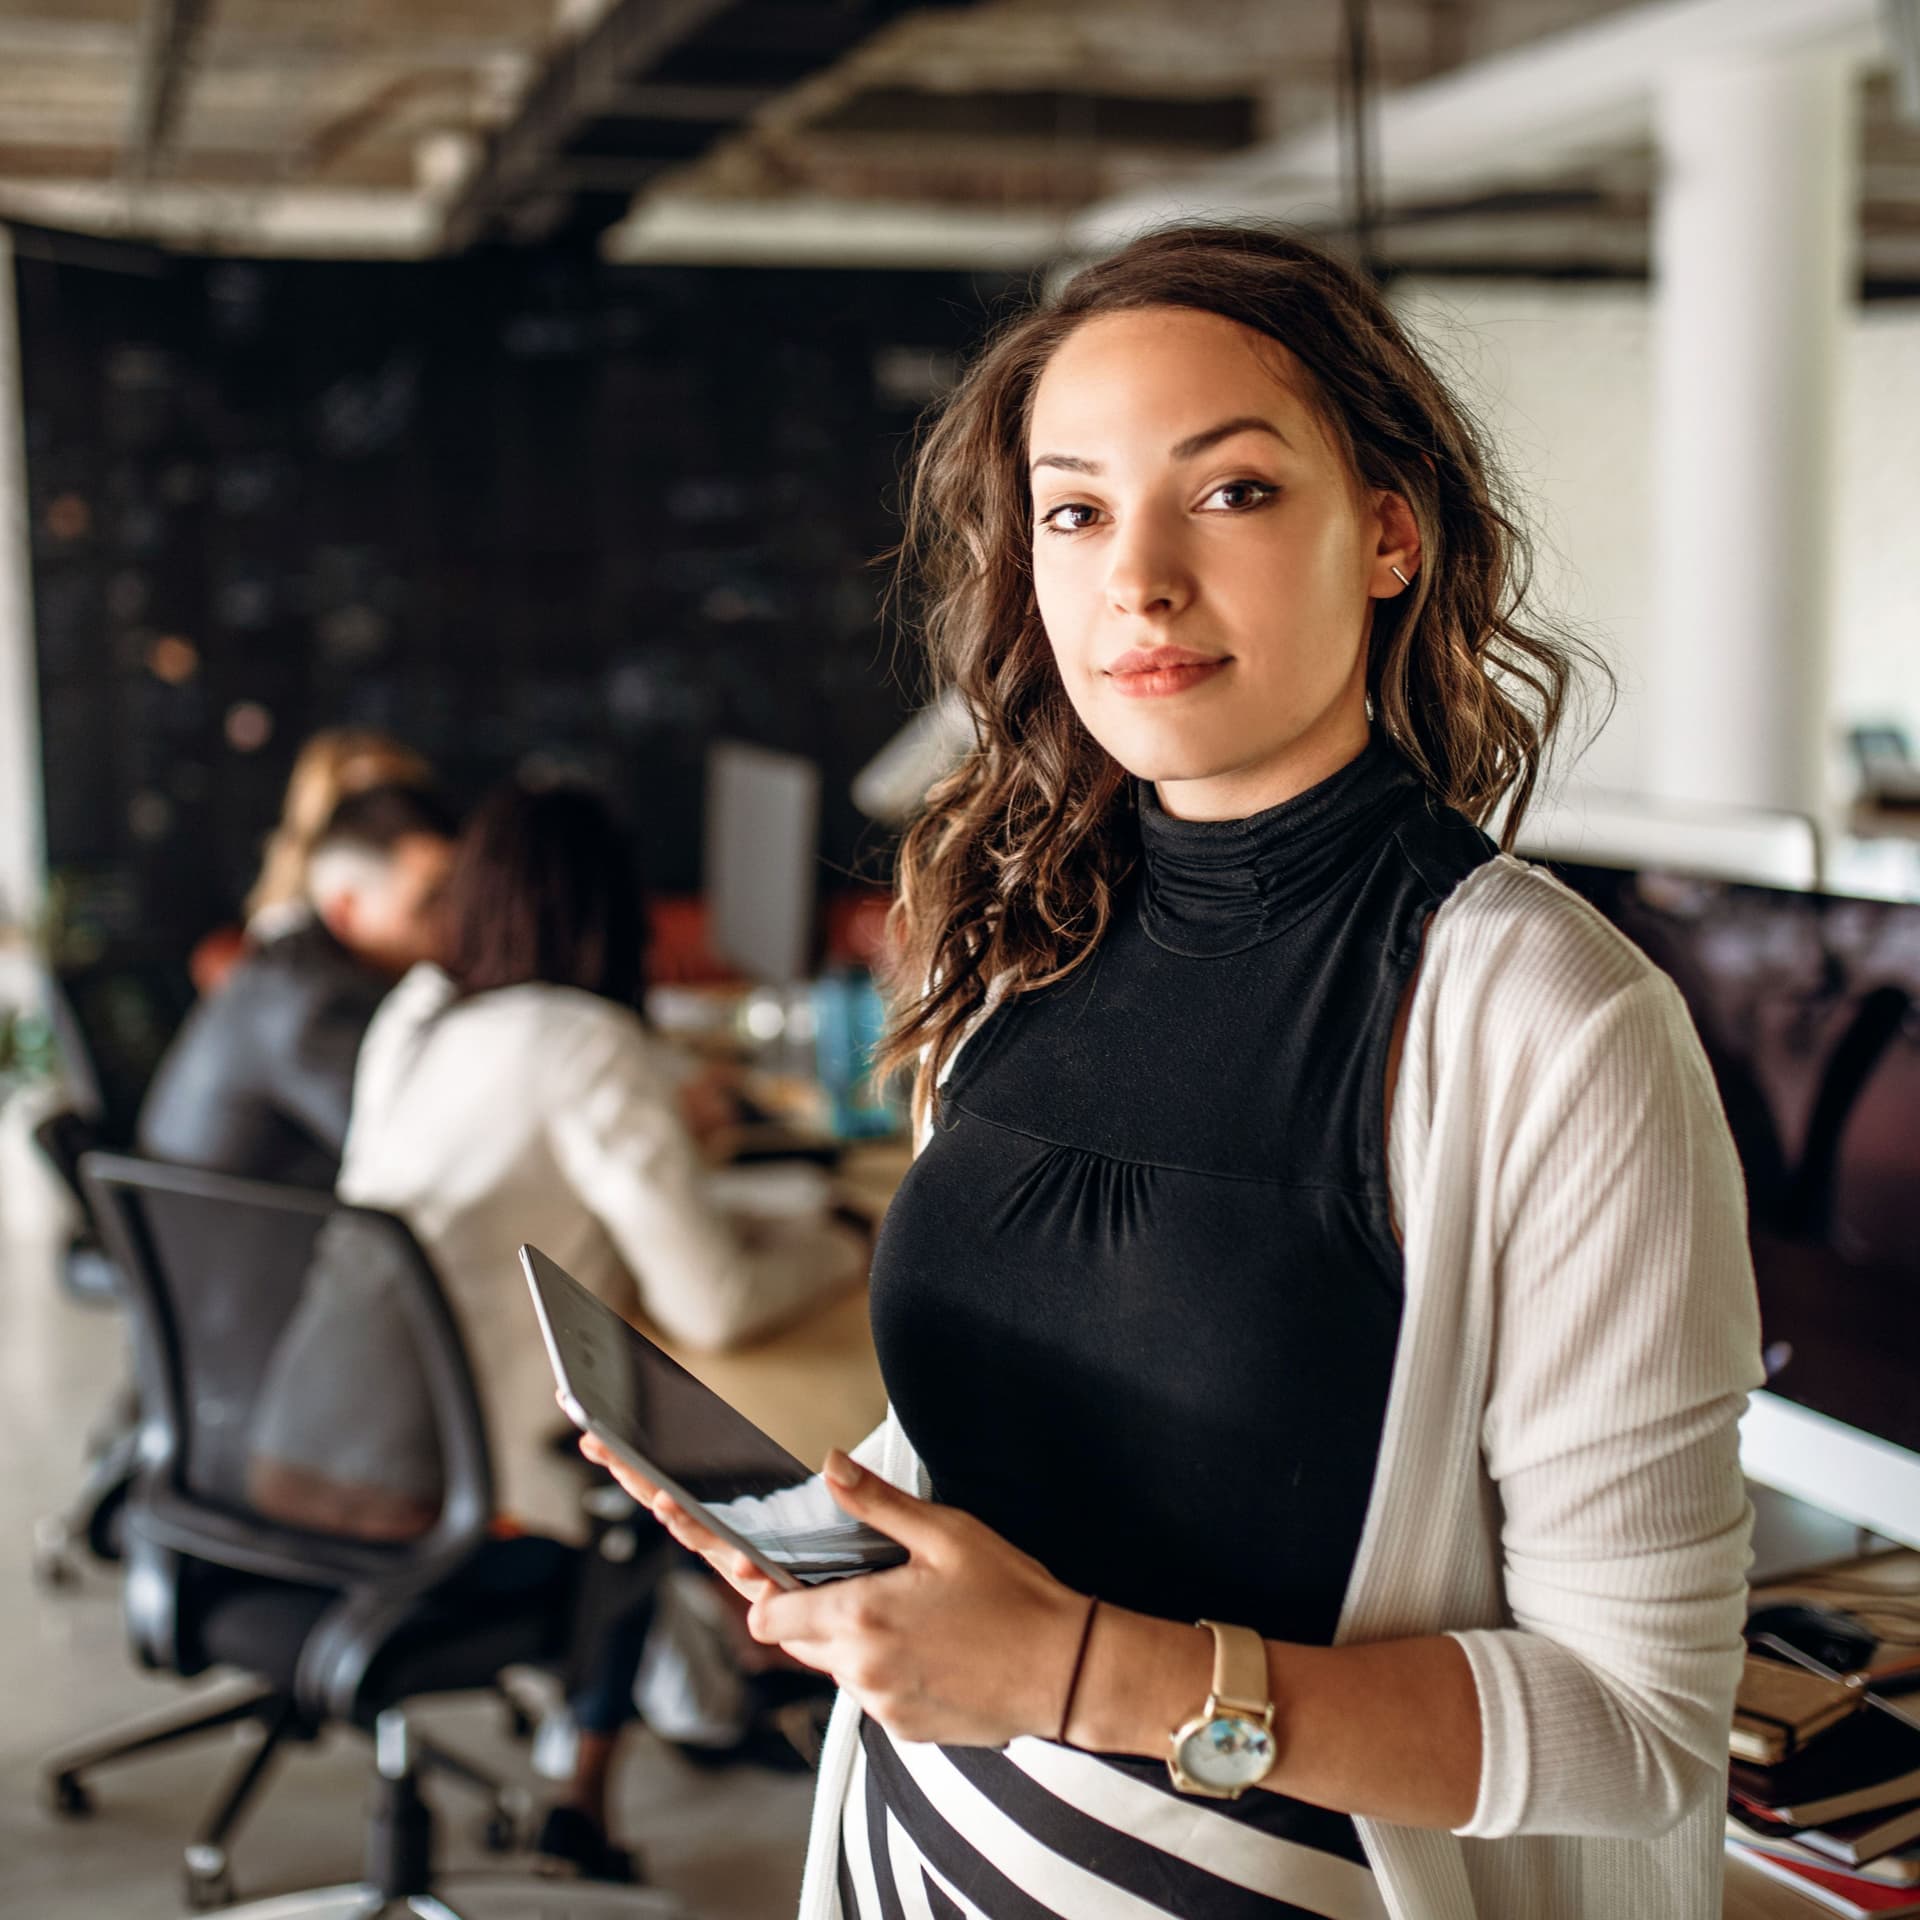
<box><xmin>78</xmin><ymin>1151</ymin><xmax>494</xmax><ymax>1587</ymax></box>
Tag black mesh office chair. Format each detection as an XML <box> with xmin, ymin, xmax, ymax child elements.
<box><xmin>44</xmin><ymin>1153</ymin><xmax>676</xmax><ymax>1918</ymax></box>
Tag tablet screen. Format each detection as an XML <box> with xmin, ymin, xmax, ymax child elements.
<box><xmin>522</xmin><ymin>1243</ymin><xmax>907</xmax><ymax>1582</ymax></box>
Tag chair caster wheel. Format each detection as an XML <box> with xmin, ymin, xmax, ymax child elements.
<box><xmin>184</xmin><ymin>1867</ymin><xmax>233</xmax><ymax>1911</ymax></box>
<box><xmin>184</xmin><ymin>1844</ymin><xmax>233</xmax><ymax>1910</ymax></box>
<box><xmin>33</xmin><ymin>1547</ymin><xmax>81</xmax><ymax>1590</ymax></box>
<box><xmin>31</xmin><ymin>1516</ymin><xmax>82</xmax><ymax>1590</ymax></box>
<box><xmin>48</xmin><ymin>1771</ymin><xmax>92</xmax><ymax>1817</ymax></box>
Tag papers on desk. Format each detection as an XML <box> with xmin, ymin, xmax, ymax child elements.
<box><xmin>705</xmin><ymin>1161</ymin><xmax>835</xmax><ymax>1218</ymax></box>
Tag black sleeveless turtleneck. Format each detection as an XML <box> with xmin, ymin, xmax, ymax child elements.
<box><xmin>873</xmin><ymin>736</ymin><xmax>1492</xmax><ymax>1623</ymax></box>
<box><xmin>859</xmin><ymin>742</ymin><xmax>1494</xmax><ymax>1891</ymax></box>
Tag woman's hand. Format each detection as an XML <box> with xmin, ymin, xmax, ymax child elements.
<box><xmin>750</xmin><ymin>1451</ymin><xmax>1088</xmax><ymax>1749</ymax></box>
<box><xmin>578</xmin><ymin>1433</ymin><xmax>1088</xmax><ymax>1747</ymax></box>
<box><xmin>576</xmin><ymin>1429</ymin><xmax>784</xmax><ymax>1608</ymax></box>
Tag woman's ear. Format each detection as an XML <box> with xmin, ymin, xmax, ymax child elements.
<box><xmin>1371</xmin><ymin>488</ymin><xmax>1422</xmax><ymax>598</ymax></box>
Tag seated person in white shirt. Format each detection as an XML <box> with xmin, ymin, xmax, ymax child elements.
<box><xmin>248</xmin><ymin>778</ymin><xmax>866</xmax><ymax>1877</ymax></box>
<box><xmin>332</xmin><ymin>777</ymin><xmax>868</xmax><ymax>1531</ymax></box>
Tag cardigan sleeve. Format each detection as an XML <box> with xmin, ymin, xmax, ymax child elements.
<box><xmin>1448</xmin><ymin>970</ymin><xmax>1765</xmax><ymax>1842</ymax></box>
<box><xmin>543</xmin><ymin>1004</ymin><xmax>868</xmax><ymax>1353</ymax></box>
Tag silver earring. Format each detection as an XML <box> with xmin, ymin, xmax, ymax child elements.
<box><xmin>1390</xmin><ymin>565</ymin><xmax>1415</xmax><ymax>589</ymax></box>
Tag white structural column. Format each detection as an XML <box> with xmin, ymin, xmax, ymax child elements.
<box><xmin>1647</xmin><ymin>50</ymin><xmax>1857</xmax><ymax>817</ymax></box>
<box><xmin>0</xmin><ymin>222</ymin><xmax>44</xmax><ymax>939</ymax></box>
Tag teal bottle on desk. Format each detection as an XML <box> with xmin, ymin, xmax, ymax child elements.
<box><xmin>810</xmin><ymin>971</ymin><xmax>899</xmax><ymax>1140</ymax></box>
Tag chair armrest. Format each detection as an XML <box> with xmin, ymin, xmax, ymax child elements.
<box><xmin>294</xmin><ymin>1582</ymin><xmax>437</xmax><ymax>1723</ymax></box>
<box><xmin>132</xmin><ymin>1490</ymin><xmax>412</xmax><ymax>1590</ymax></box>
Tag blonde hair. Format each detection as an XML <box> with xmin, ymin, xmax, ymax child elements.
<box><xmin>245</xmin><ymin>728</ymin><xmax>432</xmax><ymax>924</ymax></box>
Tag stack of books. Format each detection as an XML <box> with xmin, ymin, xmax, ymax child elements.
<box><xmin>1726</xmin><ymin>1654</ymin><xmax>1920</xmax><ymax>1916</ymax></box>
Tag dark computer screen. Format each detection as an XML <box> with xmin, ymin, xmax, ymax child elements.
<box><xmin>1550</xmin><ymin>863</ymin><xmax>1920</xmax><ymax>1461</ymax></box>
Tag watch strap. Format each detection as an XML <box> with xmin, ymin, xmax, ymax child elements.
<box><xmin>1197</xmin><ymin>1620</ymin><xmax>1270</xmax><ymax>1716</ymax></box>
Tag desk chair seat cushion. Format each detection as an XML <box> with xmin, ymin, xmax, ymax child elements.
<box><xmin>191</xmin><ymin>1537</ymin><xmax>579</xmax><ymax>1724</ymax></box>
<box><xmin>192</xmin><ymin>1569</ymin><xmax>337</xmax><ymax>1691</ymax></box>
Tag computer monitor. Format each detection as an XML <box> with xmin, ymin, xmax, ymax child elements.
<box><xmin>704</xmin><ymin>741</ymin><xmax>821</xmax><ymax>985</ymax></box>
<box><xmin>1551</xmin><ymin>860</ymin><xmax>1920</xmax><ymax>1551</ymax></box>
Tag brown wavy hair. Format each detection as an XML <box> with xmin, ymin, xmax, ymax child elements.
<box><xmin>879</xmin><ymin>222</ymin><xmax>1603</xmax><ymax>1123</ymax></box>
<box><xmin>441</xmin><ymin>782</ymin><xmax>647</xmax><ymax>1010</ymax></box>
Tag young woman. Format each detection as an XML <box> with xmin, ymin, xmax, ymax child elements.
<box><xmin>585</xmin><ymin>225</ymin><xmax>1764</xmax><ymax>1919</ymax></box>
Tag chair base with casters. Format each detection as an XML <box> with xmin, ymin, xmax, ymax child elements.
<box><xmin>166</xmin><ymin>1710</ymin><xmax>682</xmax><ymax>1919</ymax></box>
<box><xmin>43</xmin><ymin>1682</ymin><xmax>553</xmax><ymax>1913</ymax></box>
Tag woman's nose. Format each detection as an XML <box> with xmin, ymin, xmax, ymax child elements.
<box><xmin>1104</xmin><ymin>517</ymin><xmax>1193</xmax><ymax>618</ymax></box>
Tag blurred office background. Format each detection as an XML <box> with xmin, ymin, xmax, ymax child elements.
<box><xmin>1</xmin><ymin>3</ymin><xmax>1918</xmax><ymax>1918</ymax></box>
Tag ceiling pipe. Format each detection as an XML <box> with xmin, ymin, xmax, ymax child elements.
<box><xmin>1072</xmin><ymin>0</ymin><xmax>1886</xmax><ymax>245</ymax></box>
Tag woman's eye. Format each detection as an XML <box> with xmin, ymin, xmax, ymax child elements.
<box><xmin>1038</xmin><ymin>503</ymin><xmax>1100</xmax><ymax>535</ymax></box>
<box><xmin>1202</xmin><ymin>480</ymin><xmax>1277</xmax><ymax>512</ymax></box>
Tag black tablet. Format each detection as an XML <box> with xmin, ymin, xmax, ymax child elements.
<box><xmin>520</xmin><ymin>1243</ymin><xmax>907</xmax><ymax>1591</ymax></box>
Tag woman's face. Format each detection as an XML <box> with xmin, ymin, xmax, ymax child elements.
<box><xmin>1026</xmin><ymin>305</ymin><xmax>1419</xmax><ymax>821</ymax></box>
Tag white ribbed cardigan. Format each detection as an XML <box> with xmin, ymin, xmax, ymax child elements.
<box><xmin>796</xmin><ymin>855</ymin><xmax>1766</xmax><ymax>1920</ymax></box>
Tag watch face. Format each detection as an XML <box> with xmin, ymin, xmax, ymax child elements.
<box><xmin>1177</xmin><ymin>1714</ymin><xmax>1276</xmax><ymax>1791</ymax></box>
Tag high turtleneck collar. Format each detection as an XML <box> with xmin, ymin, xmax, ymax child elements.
<box><xmin>1135</xmin><ymin>737</ymin><xmax>1422</xmax><ymax>957</ymax></box>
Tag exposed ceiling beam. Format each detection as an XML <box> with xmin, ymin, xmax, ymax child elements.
<box><xmin>600</xmin><ymin>191</ymin><xmax>1068</xmax><ymax>267</ymax></box>
<box><xmin>0</xmin><ymin>181</ymin><xmax>436</xmax><ymax>257</ymax></box>
<box><xmin>806</xmin><ymin>87</ymin><xmax>1259</xmax><ymax>148</ymax></box>
<box><xmin>123</xmin><ymin>0</ymin><xmax>217</xmax><ymax>185</ymax></box>
<box><xmin>438</xmin><ymin>0</ymin><xmax>970</xmax><ymax>253</ymax></box>
<box><xmin>599</xmin><ymin>81</ymin><xmax>786</xmax><ymax>120</ymax></box>
<box><xmin>440</xmin><ymin>0</ymin><xmax>732</xmax><ymax>252</ymax></box>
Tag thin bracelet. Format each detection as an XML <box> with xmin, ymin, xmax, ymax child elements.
<box><xmin>1056</xmin><ymin>1595</ymin><xmax>1101</xmax><ymax>1745</ymax></box>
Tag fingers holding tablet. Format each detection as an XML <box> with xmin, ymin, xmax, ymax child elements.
<box><xmin>576</xmin><ymin>1425</ymin><xmax>661</xmax><ymax>1503</ymax></box>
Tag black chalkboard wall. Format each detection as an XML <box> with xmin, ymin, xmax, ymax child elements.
<box><xmin>16</xmin><ymin>239</ymin><xmax>1012</xmax><ymax>967</ymax></box>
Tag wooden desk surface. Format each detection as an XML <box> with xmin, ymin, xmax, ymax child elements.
<box><xmin>656</xmin><ymin>1138</ymin><xmax>915</xmax><ymax>1466</ymax></box>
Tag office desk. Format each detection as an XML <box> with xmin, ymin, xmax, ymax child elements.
<box><xmin>656</xmin><ymin>1138</ymin><xmax>913</xmax><ymax>1467</ymax></box>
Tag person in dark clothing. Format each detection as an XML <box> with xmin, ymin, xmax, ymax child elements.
<box><xmin>136</xmin><ymin>784</ymin><xmax>456</xmax><ymax>1187</ymax></box>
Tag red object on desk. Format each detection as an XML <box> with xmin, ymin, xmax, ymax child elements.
<box><xmin>1733</xmin><ymin>1847</ymin><xmax>1920</xmax><ymax>1915</ymax></box>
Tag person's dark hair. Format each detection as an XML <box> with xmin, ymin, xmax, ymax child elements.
<box><xmin>313</xmin><ymin>783</ymin><xmax>458</xmax><ymax>857</ymax></box>
<box><xmin>878</xmin><ymin>221</ymin><xmax>1607</xmax><ymax>1123</ymax></box>
<box><xmin>440</xmin><ymin>782</ymin><xmax>646</xmax><ymax>1007</ymax></box>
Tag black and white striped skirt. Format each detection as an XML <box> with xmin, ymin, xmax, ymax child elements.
<box><xmin>835</xmin><ymin>1716</ymin><xmax>1388</xmax><ymax>1920</ymax></box>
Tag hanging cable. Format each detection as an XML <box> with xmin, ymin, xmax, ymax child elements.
<box><xmin>1336</xmin><ymin>0</ymin><xmax>1382</xmax><ymax>281</ymax></box>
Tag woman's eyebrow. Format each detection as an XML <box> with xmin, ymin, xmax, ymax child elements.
<box><xmin>1169</xmin><ymin>415</ymin><xmax>1293</xmax><ymax>460</ymax></box>
<box><xmin>1030</xmin><ymin>415</ymin><xmax>1293</xmax><ymax>476</ymax></box>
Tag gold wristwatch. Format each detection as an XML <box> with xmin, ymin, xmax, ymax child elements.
<box><xmin>1167</xmin><ymin>1619</ymin><xmax>1278</xmax><ymax>1800</ymax></box>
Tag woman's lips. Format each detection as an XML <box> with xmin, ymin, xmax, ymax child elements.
<box><xmin>1104</xmin><ymin>653</ymin><xmax>1231</xmax><ymax>699</ymax></box>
